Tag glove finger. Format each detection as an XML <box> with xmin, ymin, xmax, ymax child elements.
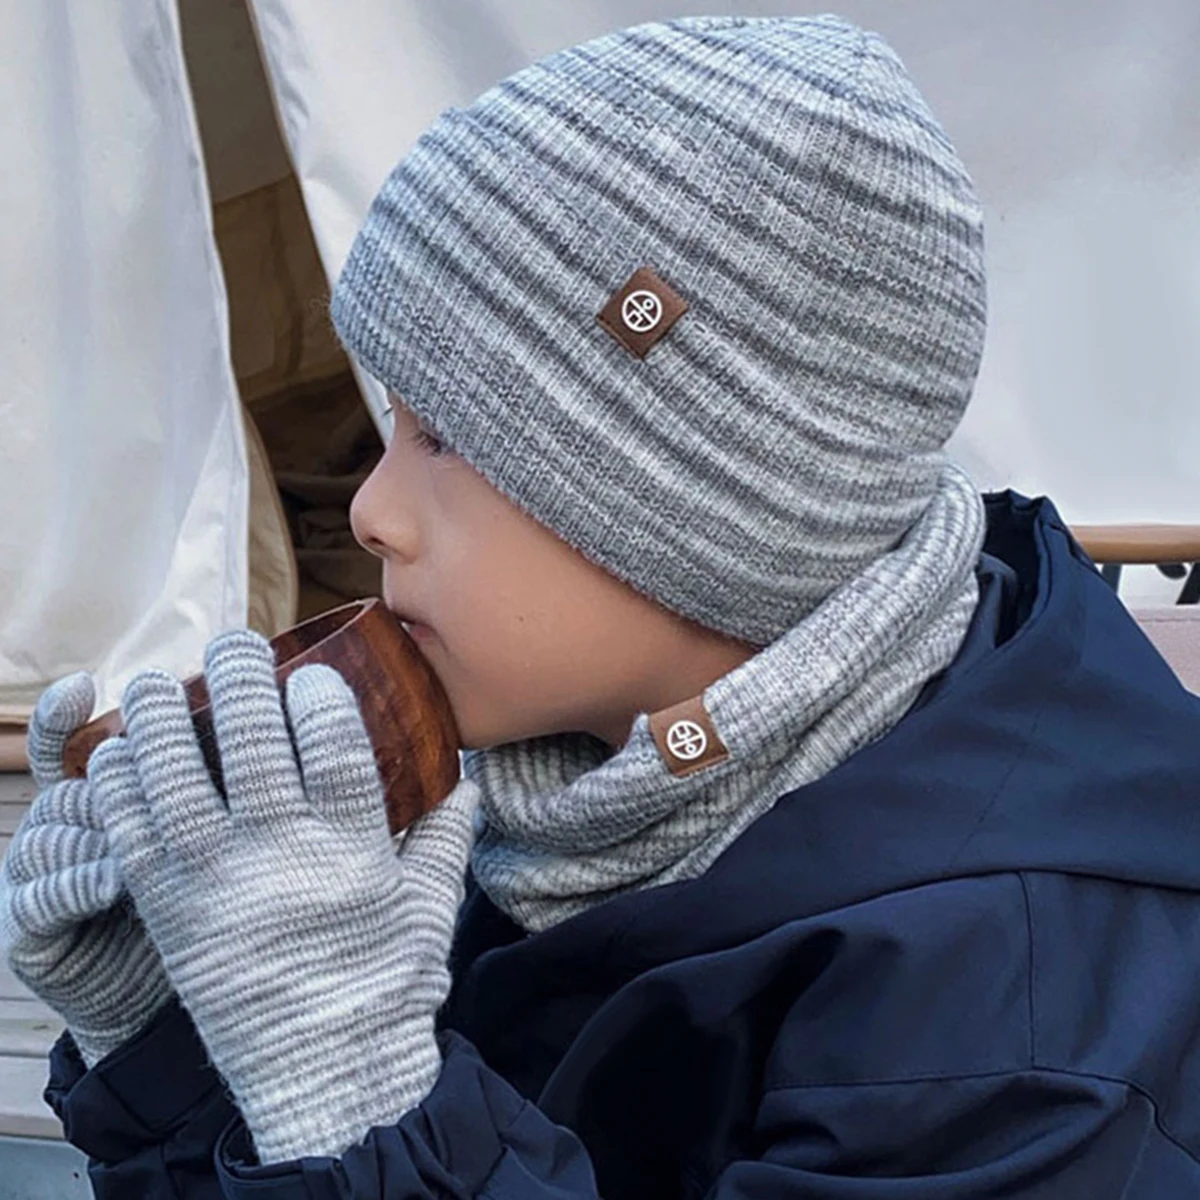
<box><xmin>4</xmin><ymin>823</ymin><xmax>108</xmax><ymax>887</ymax></box>
<box><xmin>26</xmin><ymin>777</ymin><xmax>102</xmax><ymax>832</ymax></box>
<box><xmin>8</xmin><ymin>859</ymin><xmax>121</xmax><ymax>938</ymax></box>
<box><xmin>27</xmin><ymin>671</ymin><xmax>96</xmax><ymax>790</ymax></box>
<box><xmin>398</xmin><ymin>777</ymin><xmax>480</xmax><ymax>916</ymax></box>
<box><xmin>203</xmin><ymin>630</ymin><xmax>305</xmax><ymax>819</ymax></box>
<box><xmin>285</xmin><ymin>665</ymin><xmax>386</xmax><ymax>834</ymax></box>
<box><xmin>87</xmin><ymin>735</ymin><xmax>167</xmax><ymax>896</ymax></box>
<box><xmin>8</xmin><ymin>778</ymin><xmax>100</xmax><ymax>888</ymax></box>
<box><xmin>120</xmin><ymin>669</ymin><xmax>227</xmax><ymax>851</ymax></box>
<box><xmin>0</xmin><ymin>905</ymin><xmax>64</xmax><ymax>974</ymax></box>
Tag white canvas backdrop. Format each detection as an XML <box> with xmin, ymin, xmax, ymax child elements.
<box><xmin>248</xmin><ymin>0</ymin><xmax>1200</xmax><ymax>536</ymax></box>
<box><xmin>0</xmin><ymin>0</ymin><xmax>248</xmax><ymax>717</ymax></box>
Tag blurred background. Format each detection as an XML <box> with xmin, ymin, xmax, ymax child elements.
<box><xmin>2</xmin><ymin>0</ymin><xmax>1198</xmax><ymax>760</ymax></box>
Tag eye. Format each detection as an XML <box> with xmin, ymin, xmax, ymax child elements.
<box><xmin>408</xmin><ymin>425</ymin><xmax>448</xmax><ymax>457</ymax></box>
<box><xmin>384</xmin><ymin>395</ymin><xmax>451</xmax><ymax>458</ymax></box>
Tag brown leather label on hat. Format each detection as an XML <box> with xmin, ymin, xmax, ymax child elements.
<box><xmin>596</xmin><ymin>266</ymin><xmax>689</xmax><ymax>359</ymax></box>
<box><xmin>648</xmin><ymin>694</ymin><xmax>731</xmax><ymax>778</ymax></box>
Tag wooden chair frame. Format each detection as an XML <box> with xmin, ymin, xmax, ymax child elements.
<box><xmin>1071</xmin><ymin>526</ymin><xmax>1200</xmax><ymax>604</ymax></box>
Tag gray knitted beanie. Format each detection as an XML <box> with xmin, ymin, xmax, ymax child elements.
<box><xmin>331</xmin><ymin>12</ymin><xmax>986</xmax><ymax>648</ymax></box>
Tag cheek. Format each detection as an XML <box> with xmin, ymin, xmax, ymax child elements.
<box><xmin>432</xmin><ymin>534</ymin><xmax>566</xmax><ymax>686</ymax></box>
<box><xmin>429</xmin><ymin>591</ymin><xmax>561</xmax><ymax>747</ymax></box>
<box><xmin>431</xmin><ymin>493</ymin><xmax>543</xmax><ymax>636</ymax></box>
<box><xmin>438</xmin><ymin>551</ymin><xmax>544</xmax><ymax>661</ymax></box>
<box><xmin>421</xmin><ymin>470</ymin><xmax>617</xmax><ymax>731</ymax></box>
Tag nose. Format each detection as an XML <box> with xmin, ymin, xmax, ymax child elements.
<box><xmin>349</xmin><ymin>463</ymin><xmax>392</xmax><ymax>558</ymax></box>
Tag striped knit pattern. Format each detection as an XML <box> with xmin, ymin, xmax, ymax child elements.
<box><xmin>331</xmin><ymin>13</ymin><xmax>987</xmax><ymax>648</ymax></box>
<box><xmin>467</xmin><ymin>462</ymin><xmax>986</xmax><ymax>932</ymax></box>
<box><xmin>0</xmin><ymin>670</ymin><xmax>173</xmax><ymax>1069</ymax></box>
<box><xmin>26</xmin><ymin>671</ymin><xmax>96</xmax><ymax>790</ymax></box>
<box><xmin>89</xmin><ymin>634</ymin><xmax>480</xmax><ymax>1165</ymax></box>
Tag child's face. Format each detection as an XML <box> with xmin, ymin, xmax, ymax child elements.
<box><xmin>349</xmin><ymin>394</ymin><xmax>760</xmax><ymax>752</ymax></box>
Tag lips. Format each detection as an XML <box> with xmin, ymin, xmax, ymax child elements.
<box><xmin>389</xmin><ymin>605</ymin><xmax>434</xmax><ymax>639</ymax></box>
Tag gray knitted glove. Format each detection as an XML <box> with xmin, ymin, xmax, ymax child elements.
<box><xmin>88</xmin><ymin>629</ymin><xmax>480</xmax><ymax>1165</ymax></box>
<box><xmin>0</xmin><ymin>672</ymin><xmax>173</xmax><ymax>1069</ymax></box>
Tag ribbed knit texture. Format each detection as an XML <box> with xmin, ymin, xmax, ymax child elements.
<box><xmin>88</xmin><ymin>636</ymin><xmax>480</xmax><ymax>1164</ymax></box>
<box><xmin>469</xmin><ymin>463</ymin><xmax>985</xmax><ymax>932</ymax></box>
<box><xmin>331</xmin><ymin>13</ymin><xmax>988</xmax><ymax>647</ymax></box>
<box><xmin>0</xmin><ymin>671</ymin><xmax>173</xmax><ymax>1069</ymax></box>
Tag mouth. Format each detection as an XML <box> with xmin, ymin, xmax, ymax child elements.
<box><xmin>387</xmin><ymin>603</ymin><xmax>435</xmax><ymax>641</ymax></box>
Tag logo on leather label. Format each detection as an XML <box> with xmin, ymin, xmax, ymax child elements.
<box><xmin>666</xmin><ymin>719</ymin><xmax>707</xmax><ymax>761</ymax></box>
<box><xmin>648</xmin><ymin>694</ymin><xmax>730</xmax><ymax>778</ymax></box>
<box><xmin>597</xmin><ymin>266</ymin><xmax>689</xmax><ymax>359</ymax></box>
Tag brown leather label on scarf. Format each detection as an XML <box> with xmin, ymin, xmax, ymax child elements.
<box><xmin>596</xmin><ymin>265</ymin><xmax>690</xmax><ymax>359</ymax></box>
<box><xmin>648</xmin><ymin>694</ymin><xmax>731</xmax><ymax>778</ymax></box>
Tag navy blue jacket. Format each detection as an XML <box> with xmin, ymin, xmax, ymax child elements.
<box><xmin>44</xmin><ymin>492</ymin><xmax>1200</xmax><ymax>1197</ymax></box>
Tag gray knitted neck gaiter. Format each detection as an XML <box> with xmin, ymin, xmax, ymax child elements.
<box><xmin>467</xmin><ymin>461</ymin><xmax>985</xmax><ymax>933</ymax></box>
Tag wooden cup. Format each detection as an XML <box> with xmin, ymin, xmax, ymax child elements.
<box><xmin>61</xmin><ymin>599</ymin><xmax>462</xmax><ymax>836</ymax></box>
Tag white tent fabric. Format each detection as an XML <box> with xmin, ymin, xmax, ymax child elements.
<box><xmin>247</xmin><ymin>0</ymin><xmax>1200</xmax><ymax>529</ymax></box>
<box><xmin>0</xmin><ymin>0</ymin><xmax>248</xmax><ymax>717</ymax></box>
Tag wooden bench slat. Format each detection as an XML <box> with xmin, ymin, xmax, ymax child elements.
<box><xmin>0</xmin><ymin>1056</ymin><xmax>64</xmax><ymax>1140</ymax></box>
<box><xmin>0</xmin><ymin>773</ymin><xmax>37</xmax><ymax>803</ymax></box>
<box><xmin>0</xmin><ymin>809</ymin><xmax>29</xmax><ymax>836</ymax></box>
<box><xmin>0</xmin><ymin>961</ymin><xmax>40</xmax><ymax>1004</ymax></box>
<box><xmin>0</xmin><ymin>772</ymin><xmax>36</xmax><ymax>836</ymax></box>
<box><xmin>0</xmin><ymin>1003</ymin><xmax>64</xmax><ymax>1060</ymax></box>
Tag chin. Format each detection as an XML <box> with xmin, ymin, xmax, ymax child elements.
<box><xmin>452</xmin><ymin>709</ymin><xmax>509</xmax><ymax>751</ymax></box>
<box><xmin>453</xmin><ymin>708</ymin><xmax>552</xmax><ymax>751</ymax></box>
<box><xmin>458</xmin><ymin>727</ymin><xmax>532</xmax><ymax>752</ymax></box>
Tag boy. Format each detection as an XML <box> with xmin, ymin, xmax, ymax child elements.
<box><xmin>6</xmin><ymin>13</ymin><xmax>1200</xmax><ymax>1198</ymax></box>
